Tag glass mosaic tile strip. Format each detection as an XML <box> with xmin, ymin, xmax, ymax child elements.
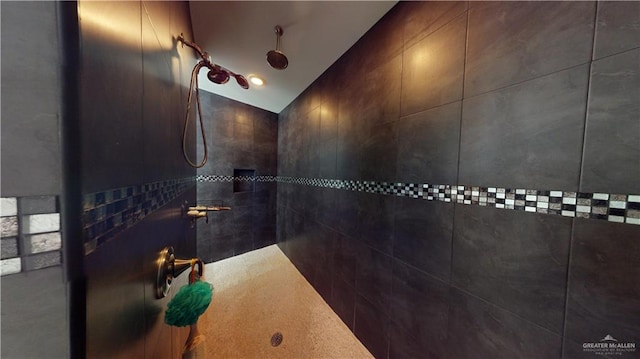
<box><xmin>197</xmin><ymin>175</ymin><xmax>278</xmax><ymax>182</ymax></box>
<box><xmin>0</xmin><ymin>196</ymin><xmax>62</xmax><ymax>276</ymax></box>
<box><xmin>82</xmin><ymin>177</ymin><xmax>196</xmax><ymax>255</ymax></box>
<box><xmin>272</xmin><ymin>176</ymin><xmax>638</xmax><ymax>223</ymax></box>
<box><xmin>203</xmin><ymin>175</ymin><xmax>640</xmax><ymax>226</ymax></box>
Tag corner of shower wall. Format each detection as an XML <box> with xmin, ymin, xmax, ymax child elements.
<box><xmin>195</xmin><ymin>91</ymin><xmax>279</xmax><ymax>263</ymax></box>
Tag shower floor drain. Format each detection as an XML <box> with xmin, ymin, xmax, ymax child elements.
<box><xmin>271</xmin><ymin>332</ymin><xmax>283</xmax><ymax>347</ymax></box>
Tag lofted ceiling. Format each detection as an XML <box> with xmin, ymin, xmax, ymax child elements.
<box><xmin>189</xmin><ymin>1</ymin><xmax>397</xmax><ymax>114</ymax></box>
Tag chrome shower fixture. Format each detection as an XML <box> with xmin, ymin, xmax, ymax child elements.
<box><xmin>178</xmin><ymin>33</ymin><xmax>249</xmax><ymax>89</ymax></box>
<box><xmin>267</xmin><ymin>25</ymin><xmax>288</xmax><ymax>70</ymax></box>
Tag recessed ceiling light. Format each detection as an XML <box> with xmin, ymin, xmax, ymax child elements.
<box><xmin>248</xmin><ymin>75</ymin><xmax>264</xmax><ymax>86</ymax></box>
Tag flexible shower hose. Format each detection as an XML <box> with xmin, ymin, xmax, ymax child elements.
<box><xmin>182</xmin><ymin>61</ymin><xmax>208</xmax><ymax>168</ymax></box>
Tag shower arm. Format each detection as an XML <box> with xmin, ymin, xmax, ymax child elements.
<box><xmin>177</xmin><ymin>33</ymin><xmax>245</xmax><ymax>80</ymax></box>
<box><xmin>178</xmin><ymin>33</ymin><xmax>212</xmax><ymax>66</ymax></box>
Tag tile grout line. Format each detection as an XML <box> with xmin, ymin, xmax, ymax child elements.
<box><xmin>446</xmin><ymin>5</ymin><xmax>472</xmax><ymax>352</ymax></box>
<box><xmin>576</xmin><ymin>0</ymin><xmax>600</xmax><ymax>203</ymax></box>
<box><xmin>16</xmin><ymin>198</ymin><xmax>28</xmax><ymax>274</ymax></box>
<box><xmin>561</xmin><ymin>3</ymin><xmax>600</xmax><ymax>357</ymax></box>
<box><xmin>560</xmin><ymin>218</ymin><xmax>578</xmax><ymax>358</ymax></box>
<box><xmin>450</xmin><ymin>284</ymin><xmax>567</xmax><ymax>339</ymax></box>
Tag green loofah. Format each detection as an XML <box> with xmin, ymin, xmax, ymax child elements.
<box><xmin>165</xmin><ymin>280</ymin><xmax>214</xmax><ymax>327</ymax></box>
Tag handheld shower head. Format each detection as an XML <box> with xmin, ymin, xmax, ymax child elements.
<box><xmin>206</xmin><ymin>66</ymin><xmax>230</xmax><ymax>84</ymax></box>
<box><xmin>204</xmin><ymin>64</ymin><xmax>249</xmax><ymax>89</ymax></box>
<box><xmin>233</xmin><ymin>73</ymin><xmax>249</xmax><ymax>89</ymax></box>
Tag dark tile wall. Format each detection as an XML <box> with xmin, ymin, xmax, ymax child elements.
<box><xmin>464</xmin><ymin>1</ymin><xmax>595</xmax><ymax>98</ymax></box>
<box><xmin>77</xmin><ymin>1</ymin><xmax>197</xmax><ymax>358</ymax></box>
<box><xmin>580</xmin><ymin>48</ymin><xmax>640</xmax><ymax>194</ymax></box>
<box><xmin>459</xmin><ymin>65</ymin><xmax>589</xmax><ymax>191</ymax></box>
<box><xmin>452</xmin><ymin>205</ymin><xmax>572</xmax><ymax>334</ymax></box>
<box><xmin>277</xmin><ymin>2</ymin><xmax>640</xmax><ymax>358</ymax></box>
<box><xmin>196</xmin><ymin>91</ymin><xmax>278</xmax><ymax>262</ymax></box>
<box><xmin>447</xmin><ymin>288</ymin><xmax>564</xmax><ymax>359</ymax></box>
<box><xmin>85</xmin><ymin>189</ymin><xmax>195</xmax><ymax>359</ymax></box>
<box><xmin>563</xmin><ymin>219</ymin><xmax>640</xmax><ymax>357</ymax></box>
<box><xmin>0</xmin><ymin>2</ymin><xmax>67</xmax><ymax>357</ymax></box>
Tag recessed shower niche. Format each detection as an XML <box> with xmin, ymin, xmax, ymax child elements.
<box><xmin>233</xmin><ymin>169</ymin><xmax>255</xmax><ymax>193</ymax></box>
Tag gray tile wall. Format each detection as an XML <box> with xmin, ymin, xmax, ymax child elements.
<box><xmin>1</xmin><ymin>266</ymin><xmax>68</xmax><ymax>358</ymax></box>
<box><xmin>277</xmin><ymin>2</ymin><xmax>640</xmax><ymax>358</ymax></box>
<box><xmin>0</xmin><ymin>2</ymin><xmax>67</xmax><ymax>357</ymax></box>
<box><xmin>195</xmin><ymin>91</ymin><xmax>278</xmax><ymax>263</ymax></box>
<box><xmin>459</xmin><ymin>65</ymin><xmax>589</xmax><ymax>191</ymax></box>
<box><xmin>77</xmin><ymin>1</ymin><xmax>197</xmax><ymax>358</ymax></box>
<box><xmin>1</xmin><ymin>2</ymin><xmax>62</xmax><ymax>198</ymax></box>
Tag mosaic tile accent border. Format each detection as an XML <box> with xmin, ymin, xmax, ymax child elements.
<box><xmin>199</xmin><ymin>175</ymin><xmax>639</xmax><ymax>225</ymax></box>
<box><xmin>285</xmin><ymin>178</ymin><xmax>639</xmax><ymax>225</ymax></box>
<box><xmin>0</xmin><ymin>196</ymin><xmax>62</xmax><ymax>276</ymax></box>
<box><xmin>82</xmin><ymin>177</ymin><xmax>195</xmax><ymax>255</ymax></box>
<box><xmin>197</xmin><ymin>175</ymin><xmax>278</xmax><ymax>183</ymax></box>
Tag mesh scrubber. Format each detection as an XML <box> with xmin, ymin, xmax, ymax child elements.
<box><xmin>165</xmin><ymin>261</ymin><xmax>213</xmax><ymax>327</ymax></box>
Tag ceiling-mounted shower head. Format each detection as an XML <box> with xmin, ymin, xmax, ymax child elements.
<box><xmin>267</xmin><ymin>25</ymin><xmax>288</xmax><ymax>70</ymax></box>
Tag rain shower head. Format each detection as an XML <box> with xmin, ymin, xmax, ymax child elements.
<box><xmin>267</xmin><ymin>25</ymin><xmax>288</xmax><ymax>70</ymax></box>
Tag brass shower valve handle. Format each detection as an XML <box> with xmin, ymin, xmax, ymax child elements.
<box><xmin>185</xmin><ymin>205</ymin><xmax>231</xmax><ymax>227</ymax></box>
<box><xmin>188</xmin><ymin>206</ymin><xmax>231</xmax><ymax>212</ymax></box>
<box><xmin>155</xmin><ymin>246</ymin><xmax>205</xmax><ymax>299</ymax></box>
<box><xmin>187</xmin><ymin>209</ymin><xmax>208</xmax><ymax>220</ymax></box>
